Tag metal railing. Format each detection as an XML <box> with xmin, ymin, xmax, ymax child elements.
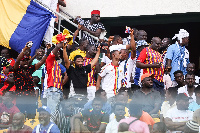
<box><xmin>34</xmin><ymin>0</ymin><xmax>103</xmax><ymax>44</ymax></box>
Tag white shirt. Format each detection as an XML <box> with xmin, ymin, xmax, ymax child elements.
<box><xmin>99</xmin><ymin>62</ymin><xmax>124</xmax><ymax>99</ymax></box>
<box><xmin>160</xmin><ymin>101</ymin><xmax>176</xmax><ymax>118</ymax></box>
<box><xmin>178</xmin><ymin>85</ymin><xmax>198</xmax><ymax>103</ymax></box>
<box><xmin>101</xmin><ymin>53</ymin><xmax>111</xmax><ymax>64</ymax></box>
<box><xmin>166</xmin><ymin>107</ymin><xmax>193</xmax><ymax>133</ymax></box>
<box><xmin>105</xmin><ymin>118</ymin><xmax>119</xmax><ymax>133</ymax></box>
<box><xmin>120</xmin><ymin>57</ymin><xmax>136</xmax><ymax>88</ymax></box>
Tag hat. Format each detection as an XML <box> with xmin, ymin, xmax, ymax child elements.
<box><xmin>176</xmin><ymin>93</ymin><xmax>190</xmax><ymax>101</ymax></box>
<box><xmin>186</xmin><ymin>120</ymin><xmax>199</xmax><ymax>132</ymax></box>
<box><xmin>141</xmin><ymin>73</ymin><xmax>154</xmax><ymax>82</ymax></box>
<box><xmin>52</xmin><ymin>29</ymin><xmax>73</xmax><ymax>45</ymax></box>
<box><xmin>136</xmin><ymin>40</ymin><xmax>149</xmax><ymax>49</ymax></box>
<box><xmin>21</xmin><ymin>55</ymin><xmax>29</xmax><ymax>61</ymax></box>
<box><xmin>172</xmin><ymin>29</ymin><xmax>189</xmax><ymax>43</ymax></box>
<box><xmin>38</xmin><ymin>106</ymin><xmax>51</xmax><ymax>114</ymax></box>
<box><xmin>91</xmin><ymin>10</ymin><xmax>100</xmax><ymax>15</ymax></box>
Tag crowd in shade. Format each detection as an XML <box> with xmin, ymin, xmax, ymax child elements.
<box><xmin>0</xmin><ymin>1</ymin><xmax>200</xmax><ymax>133</ymax></box>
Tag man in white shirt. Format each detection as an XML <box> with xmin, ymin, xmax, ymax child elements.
<box><xmin>178</xmin><ymin>73</ymin><xmax>197</xmax><ymax>103</ymax></box>
<box><xmin>105</xmin><ymin>103</ymin><xmax>126</xmax><ymax>133</ymax></box>
<box><xmin>164</xmin><ymin>93</ymin><xmax>193</xmax><ymax>133</ymax></box>
<box><xmin>160</xmin><ymin>87</ymin><xmax>177</xmax><ymax>119</ymax></box>
<box><xmin>96</xmin><ymin>29</ymin><xmax>136</xmax><ymax>99</ymax></box>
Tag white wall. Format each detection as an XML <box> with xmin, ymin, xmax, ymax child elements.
<box><xmin>61</xmin><ymin>0</ymin><xmax>200</xmax><ymax>18</ymax></box>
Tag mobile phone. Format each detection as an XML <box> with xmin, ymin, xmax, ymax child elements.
<box><xmin>27</xmin><ymin>42</ymin><xmax>33</xmax><ymax>47</ymax></box>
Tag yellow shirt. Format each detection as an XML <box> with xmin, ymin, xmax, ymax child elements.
<box><xmin>69</xmin><ymin>49</ymin><xmax>86</xmax><ymax>61</ymax></box>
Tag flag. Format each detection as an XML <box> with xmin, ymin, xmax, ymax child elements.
<box><xmin>125</xmin><ymin>26</ymin><xmax>131</xmax><ymax>33</ymax></box>
<box><xmin>0</xmin><ymin>0</ymin><xmax>54</xmax><ymax>56</ymax></box>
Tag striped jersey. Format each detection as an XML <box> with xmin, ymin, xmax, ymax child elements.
<box><xmin>99</xmin><ymin>62</ymin><xmax>124</xmax><ymax>95</ymax></box>
<box><xmin>83</xmin><ymin>57</ymin><xmax>96</xmax><ymax>87</ymax></box>
<box><xmin>138</xmin><ymin>47</ymin><xmax>164</xmax><ymax>82</ymax></box>
<box><xmin>120</xmin><ymin>57</ymin><xmax>136</xmax><ymax>88</ymax></box>
<box><xmin>46</xmin><ymin>52</ymin><xmax>65</xmax><ymax>89</ymax></box>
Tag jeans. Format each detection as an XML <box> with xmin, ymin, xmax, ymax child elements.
<box><xmin>46</xmin><ymin>87</ymin><xmax>62</xmax><ymax>114</ymax></box>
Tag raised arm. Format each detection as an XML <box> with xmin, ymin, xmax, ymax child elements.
<box><xmin>35</xmin><ymin>55</ymin><xmax>47</xmax><ymax>70</ymax></box>
<box><xmin>28</xmin><ymin>53</ymin><xmax>37</xmax><ymax>64</ymax></box>
<box><xmin>63</xmin><ymin>42</ymin><xmax>70</xmax><ymax>69</ymax></box>
<box><xmin>68</xmin><ymin>24</ymin><xmax>82</xmax><ymax>50</ymax></box>
<box><xmin>90</xmin><ymin>46</ymin><xmax>100</xmax><ymax>68</ymax></box>
<box><xmin>130</xmin><ymin>29</ymin><xmax>136</xmax><ymax>58</ymax></box>
<box><xmin>81</xmin><ymin>26</ymin><xmax>102</xmax><ymax>37</ymax></box>
<box><xmin>96</xmin><ymin>75</ymin><xmax>102</xmax><ymax>91</ymax></box>
<box><xmin>14</xmin><ymin>41</ymin><xmax>31</xmax><ymax>70</ymax></box>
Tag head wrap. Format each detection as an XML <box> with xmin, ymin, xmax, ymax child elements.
<box><xmin>91</xmin><ymin>10</ymin><xmax>100</xmax><ymax>15</ymax></box>
<box><xmin>52</xmin><ymin>29</ymin><xmax>73</xmax><ymax>45</ymax></box>
<box><xmin>186</xmin><ymin>120</ymin><xmax>199</xmax><ymax>132</ymax></box>
<box><xmin>136</xmin><ymin>40</ymin><xmax>149</xmax><ymax>49</ymax></box>
<box><xmin>172</xmin><ymin>29</ymin><xmax>189</xmax><ymax>43</ymax></box>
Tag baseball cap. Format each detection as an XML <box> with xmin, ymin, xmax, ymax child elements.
<box><xmin>37</xmin><ymin>106</ymin><xmax>51</xmax><ymax>114</ymax></box>
<box><xmin>176</xmin><ymin>93</ymin><xmax>190</xmax><ymax>101</ymax></box>
<box><xmin>141</xmin><ymin>73</ymin><xmax>154</xmax><ymax>82</ymax></box>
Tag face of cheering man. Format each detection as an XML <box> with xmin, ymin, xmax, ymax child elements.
<box><xmin>150</xmin><ymin>37</ymin><xmax>162</xmax><ymax>51</ymax></box>
<box><xmin>74</xmin><ymin>56</ymin><xmax>84</xmax><ymax>68</ymax></box>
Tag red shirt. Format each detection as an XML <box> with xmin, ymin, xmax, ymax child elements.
<box><xmin>138</xmin><ymin>47</ymin><xmax>164</xmax><ymax>82</ymax></box>
<box><xmin>83</xmin><ymin>58</ymin><xmax>96</xmax><ymax>87</ymax></box>
<box><xmin>46</xmin><ymin>52</ymin><xmax>63</xmax><ymax>89</ymax></box>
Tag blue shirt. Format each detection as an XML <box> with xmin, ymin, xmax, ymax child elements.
<box><xmin>32</xmin><ymin>122</ymin><xmax>60</xmax><ymax>133</ymax></box>
<box><xmin>189</xmin><ymin>102</ymin><xmax>200</xmax><ymax>111</ymax></box>
<box><xmin>166</xmin><ymin>43</ymin><xmax>189</xmax><ymax>80</ymax></box>
<box><xmin>84</xmin><ymin>100</ymin><xmax>112</xmax><ymax>115</ymax></box>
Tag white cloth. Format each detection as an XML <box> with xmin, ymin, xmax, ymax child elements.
<box><xmin>172</xmin><ymin>29</ymin><xmax>189</xmax><ymax>43</ymax></box>
<box><xmin>101</xmin><ymin>53</ymin><xmax>111</xmax><ymax>64</ymax></box>
<box><xmin>120</xmin><ymin>58</ymin><xmax>136</xmax><ymax>88</ymax></box>
<box><xmin>178</xmin><ymin>85</ymin><xmax>198</xmax><ymax>103</ymax></box>
<box><xmin>69</xmin><ymin>81</ymin><xmax>75</xmax><ymax>98</ymax></box>
<box><xmin>163</xmin><ymin>74</ymin><xmax>172</xmax><ymax>90</ymax></box>
<box><xmin>160</xmin><ymin>101</ymin><xmax>176</xmax><ymax>118</ymax></box>
<box><xmin>166</xmin><ymin>107</ymin><xmax>193</xmax><ymax>133</ymax></box>
<box><xmin>105</xmin><ymin>118</ymin><xmax>119</xmax><ymax>133</ymax></box>
<box><xmin>38</xmin><ymin>0</ymin><xmax>58</xmax><ymax>44</ymax></box>
<box><xmin>43</xmin><ymin>66</ymin><xmax>48</xmax><ymax>98</ymax></box>
<box><xmin>195</xmin><ymin>76</ymin><xmax>200</xmax><ymax>84</ymax></box>
<box><xmin>109</xmin><ymin>44</ymin><xmax>126</xmax><ymax>52</ymax></box>
<box><xmin>99</xmin><ymin>63</ymin><xmax>124</xmax><ymax>99</ymax></box>
<box><xmin>87</xmin><ymin>86</ymin><xmax>96</xmax><ymax>101</ymax></box>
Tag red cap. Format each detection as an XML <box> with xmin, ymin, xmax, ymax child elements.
<box><xmin>141</xmin><ymin>73</ymin><xmax>154</xmax><ymax>81</ymax></box>
<box><xmin>91</xmin><ymin>10</ymin><xmax>100</xmax><ymax>15</ymax></box>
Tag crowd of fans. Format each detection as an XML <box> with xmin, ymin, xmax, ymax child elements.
<box><xmin>0</xmin><ymin>3</ymin><xmax>200</xmax><ymax>133</ymax></box>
